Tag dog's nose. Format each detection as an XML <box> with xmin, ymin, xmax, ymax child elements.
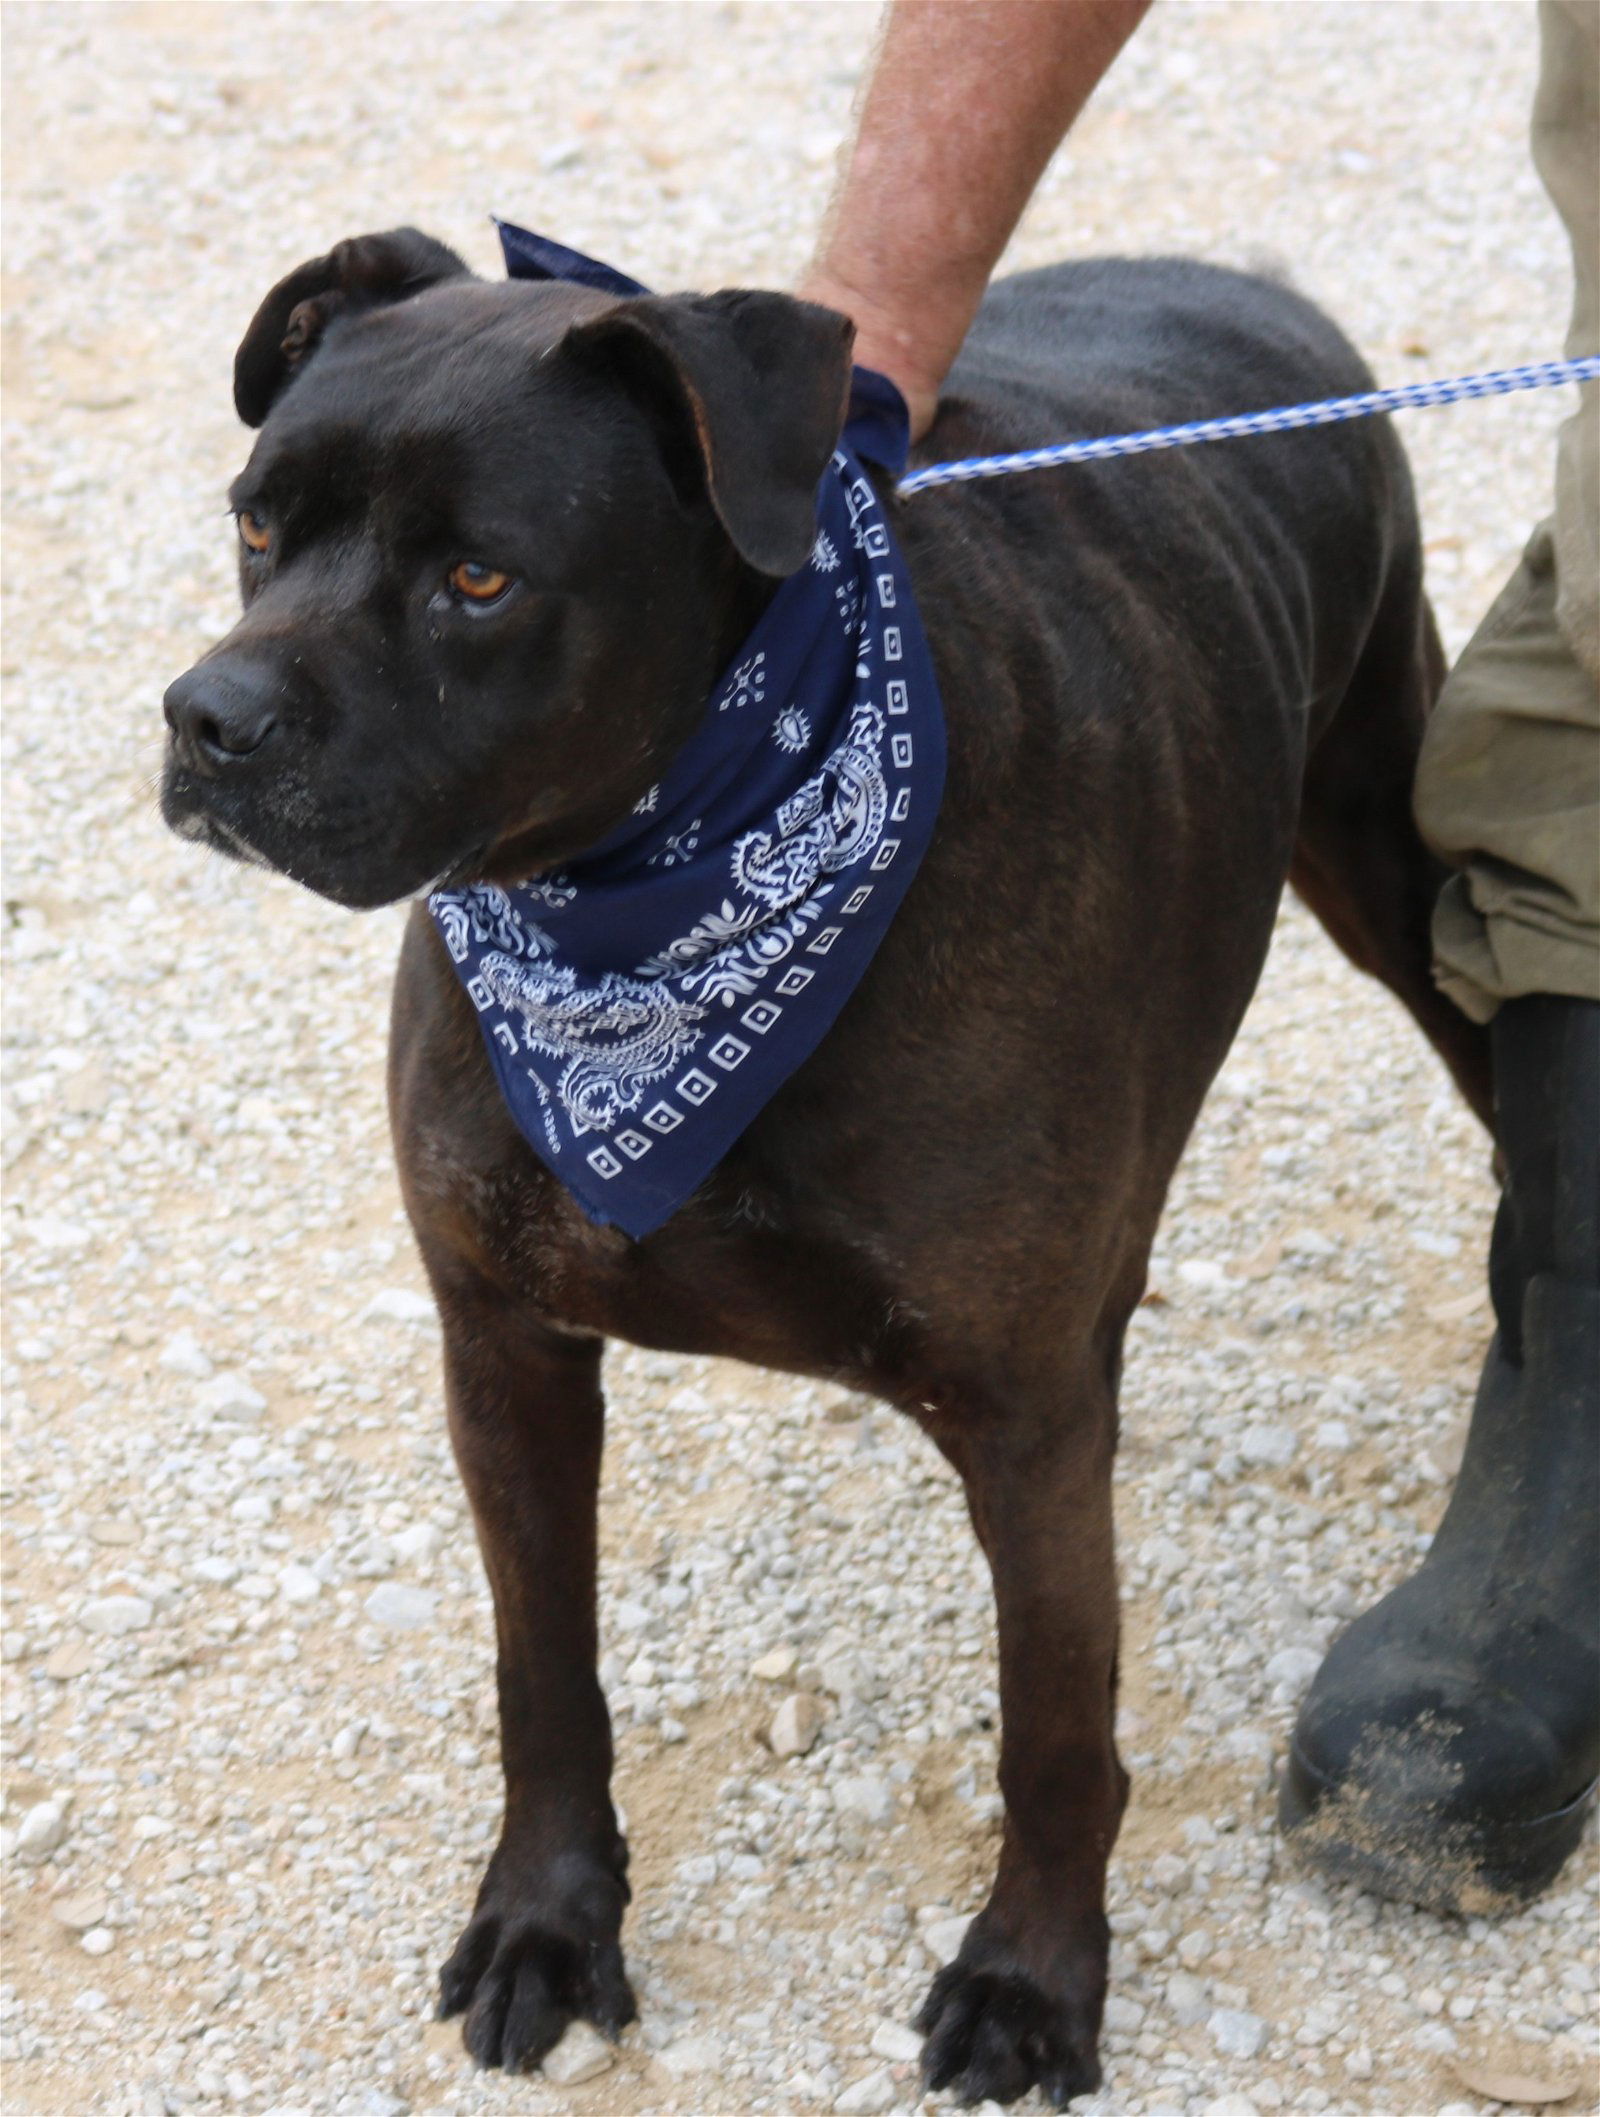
<box><xmin>163</xmin><ymin>664</ymin><xmax>280</xmax><ymax>772</ymax></box>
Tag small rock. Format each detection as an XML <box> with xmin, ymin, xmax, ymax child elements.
<box><xmin>1177</xmin><ymin>1258</ymin><xmax>1228</xmax><ymax>1290</ymax></box>
<box><xmin>390</xmin><ymin>1522</ymin><xmax>440</xmax><ymax>1563</ymax></box>
<box><xmin>1176</xmin><ymin>1928</ymin><xmax>1212</xmax><ymax>1969</ymax></box>
<box><xmin>1283</xmin><ymin>1228</ymin><xmax>1338</xmax><ymax>1260</ymax></box>
<box><xmin>1239</xmin><ymin>1423</ymin><xmax>1299</xmax><ymax>1468</ymax></box>
<box><xmin>835</xmin><ymin>2066</ymin><xmax>897</xmax><ymax>2114</ymax></box>
<box><xmin>359</xmin><ymin>1287</ymin><xmax>436</xmax><ymax>1325</ymax></box>
<box><xmin>1165</xmin><ymin>1971</ymin><xmax>1211</xmax><ymax>2026</ymax></box>
<box><xmin>42</xmin><ymin>1642</ymin><xmax>94</xmax><ymax>1680</ymax></box>
<box><xmin>158</xmin><ymin>1330</ymin><xmax>213</xmax><ymax>1379</ymax></box>
<box><xmin>16</xmin><ymin>1800</ymin><xmax>69</xmax><ymax>1861</ymax></box>
<box><xmin>541</xmin><ymin>2020</ymin><xmax>615</xmax><ymax>2085</ymax></box>
<box><xmin>1264</xmin><ymin>1646</ymin><xmax>1322</xmax><ymax>1692</ymax></box>
<box><xmin>50</xmin><ymin>1896</ymin><xmax>107</xmax><ymax>1930</ymax></box>
<box><xmin>80</xmin><ymin>1926</ymin><xmax>115</xmax><ymax>1956</ymax></box>
<box><xmin>51</xmin><ymin>1891</ymin><xmax>108</xmax><ymax>1930</ymax></box>
<box><xmin>88</xmin><ymin>1516</ymin><xmax>140</xmax><ymax>1547</ymax></box>
<box><xmin>819</xmin><ymin>1648</ymin><xmax>882</xmax><ymax>1700</ymax></box>
<box><xmin>1201</xmin><ymin>2098</ymin><xmax>1260</xmax><ymax>2117</ymax></box>
<box><xmin>278</xmin><ymin>1565</ymin><xmax>321</xmax><ymax>1604</ymax></box>
<box><xmin>80</xmin><ymin>1594</ymin><xmax>152</xmax><ymax>1637</ymax></box>
<box><xmin>1209</xmin><ymin>2007</ymin><xmax>1268</xmax><ymax>2059</ymax></box>
<box><xmin>1312</xmin><ymin>1418</ymin><xmax>1354</xmax><ymax>1453</ymax></box>
<box><xmin>330</xmin><ymin>1721</ymin><xmax>366</xmax><ymax>1761</ymax></box>
<box><xmin>24</xmin><ymin>1215</ymin><xmax>91</xmax><ymax>1251</ymax></box>
<box><xmin>197</xmin><ymin>1373</ymin><xmax>268</xmax><ymax>1424</ymax></box>
<box><xmin>869</xmin><ymin>2019</ymin><xmax>923</xmax><ymax>2064</ymax></box>
<box><xmin>363</xmin><ymin>1584</ymin><xmax>437</xmax><ymax>1631</ymax></box>
<box><xmin>771</xmin><ymin>1693</ymin><xmax>825</xmax><ymax>1758</ymax></box>
<box><xmin>1102</xmin><ymin>1995</ymin><xmax>1145</xmax><ymax>2034</ymax></box>
<box><xmin>751</xmin><ymin>1645</ymin><xmax>798</xmax><ymax>1682</ymax></box>
<box><xmin>921</xmin><ymin>1914</ymin><xmax>972</xmax><ymax>1966</ymax></box>
<box><xmin>655</xmin><ymin>2033</ymin><xmax>721</xmax><ymax>2076</ymax></box>
<box><xmin>1148</xmin><ymin>1853</ymin><xmax>1191</xmax><ymax>1895</ymax></box>
<box><xmin>833</xmin><ymin>1774</ymin><xmax>894</xmax><ymax>1826</ymax></box>
<box><xmin>1450</xmin><ymin>2061</ymin><xmax>1580</xmax><ymax>2106</ymax></box>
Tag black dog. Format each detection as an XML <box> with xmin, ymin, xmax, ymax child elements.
<box><xmin>162</xmin><ymin>229</ymin><xmax>1490</xmax><ymax>2106</ymax></box>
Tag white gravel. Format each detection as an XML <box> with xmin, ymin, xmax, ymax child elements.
<box><xmin>3</xmin><ymin>4</ymin><xmax>1596</xmax><ymax>2115</ymax></box>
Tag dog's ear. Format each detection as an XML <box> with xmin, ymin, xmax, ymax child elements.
<box><xmin>562</xmin><ymin>291</ymin><xmax>855</xmax><ymax>577</ymax></box>
<box><xmin>233</xmin><ymin>228</ymin><xmax>471</xmax><ymax>427</ymax></box>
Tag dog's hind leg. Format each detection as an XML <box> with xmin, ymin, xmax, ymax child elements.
<box><xmin>1291</xmin><ymin>566</ymin><xmax>1494</xmax><ymax>1128</ymax></box>
<box><xmin>912</xmin><ymin>1335</ymin><xmax>1128</xmax><ymax>2109</ymax></box>
<box><xmin>426</xmin><ymin>1287</ymin><xmax>636</xmax><ymax>2071</ymax></box>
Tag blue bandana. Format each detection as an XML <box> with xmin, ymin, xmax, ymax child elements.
<box><xmin>428</xmin><ymin>225</ymin><xmax>946</xmax><ymax>1239</ymax></box>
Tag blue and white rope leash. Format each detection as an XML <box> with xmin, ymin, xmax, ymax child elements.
<box><xmin>897</xmin><ymin>354</ymin><xmax>1600</xmax><ymax>497</ymax></box>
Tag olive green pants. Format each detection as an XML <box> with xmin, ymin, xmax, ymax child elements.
<box><xmin>1414</xmin><ymin>0</ymin><xmax>1600</xmax><ymax>1023</ymax></box>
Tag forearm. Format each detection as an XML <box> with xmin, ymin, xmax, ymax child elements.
<box><xmin>801</xmin><ymin>0</ymin><xmax>1152</xmax><ymax>434</ymax></box>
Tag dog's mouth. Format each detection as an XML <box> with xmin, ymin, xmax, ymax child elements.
<box><xmin>164</xmin><ymin>800</ymin><xmax>275</xmax><ymax>872</ymax></box>
<box><xmin>160</xmin><ymin>750</ymin><xmax>503</xmax><ymax>909</ymax></box>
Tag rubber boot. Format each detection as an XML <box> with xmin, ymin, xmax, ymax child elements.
<box><xmin>1279</xmin><ymin>993</ymin><xmax>1599</xmax><ymax>1911</ymax></box>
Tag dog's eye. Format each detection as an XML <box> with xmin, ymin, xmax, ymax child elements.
<box><xmin>449</xmin><ymin>561</ymin><xmax>513</xmax><ymax>604</ymax></box>
<box><xmin>236</xmin><ymin>510</ymin><xmax>272</xmax><ymax>555</ymax></box>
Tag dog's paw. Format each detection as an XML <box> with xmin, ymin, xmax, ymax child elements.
<box><xmin>915</xmin><ymin>1945</ymin><xmax>1103</xmax><ymax>2109</ymax></box>
<box><xmin>437</xmin><ymin>1848</ymin><xmax>634</xmax><ymax>2073</ymax></box>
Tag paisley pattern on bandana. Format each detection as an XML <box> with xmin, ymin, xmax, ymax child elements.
<box><xmin>428</xmin><ymin>225</ymin><xmax>946</xmax><ymax>1238</ymax></box>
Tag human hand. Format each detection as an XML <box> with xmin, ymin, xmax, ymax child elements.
<box><xmin>797</xmin><ymin>268</ymin><xmax>942</xmax><ymax>442</ymax></box>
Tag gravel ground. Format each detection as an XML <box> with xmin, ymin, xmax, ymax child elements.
<box><xmin>3</xmin><ymin>4</ymin><xmax>1597</xmax><ymax>2115</ymax></box>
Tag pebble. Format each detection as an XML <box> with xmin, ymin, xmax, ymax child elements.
<box><xmin>42</xmin><ymin>1642</ymin><xmax>94</xmax><ymax>1679</ymax></box>
<box><xmin>79</xmin><ymin>1594</ymin><xmax>152</xmax><ymax>1636</ymax></box>
<box><xmin>835</xmin><ymin>2065</ymin><xmax>898</xmax><ymax>2113</ymax></box>
<box><xmin>80</xmin><ymin>1926</ymin><xmax>116</xmax><ymax>1956</ymax></box>
<box><xmin>390</xmin><ymin>1521</ymin><xmax>440</xmax><ymax>1562</ymax></box>
<box><xmin>833</xmin><ymin>1774</ymin><xmax>894</xmax><ymax>1826</ymax></box>
<box><xmin>771</xmin><ymin>1692</ymin><xmax>825</xmax><ymax>1758</ymax></box>
<box><xmin>1165</xmin><ymin>1972</ymin><xmax>1212</xmax><ymax>2026</ymax></box>
<box><xmin>655</xmin><ymin>2032</ymin><xmax>722</xmax><ymax>2076</ymax></box>
<box><xmin>88</xmin><ymin>1515</ymin><xmax>140</xmax><ymax>1546</ymax></box>
<box><xmin>921</xmin><ymin>1915</ymin><xmax>973</xmax><ymax>1967</ymax></box>
<box><xmin>15</xmin><ymin>1800</ymin><xmax>70</xmax><ymax>1862</ymax></box>
<box><xmin>1239</xmin><ymin>1423</ymin><xmax>1298</xmax><ymax>1468</ymax></box>
<box><xmin>363</xmin><ymin>1584</ymin><xmax>437</xmax><ymax>1630</ymax></box>
<box><xmin>51</xmin><ymin>1891</ymin><xmax>108</xmax><ymax>1930</ymax></box>
<box><xmin>541</xmin><ymin>2020</ymin><xmax>616</xmax><ymax>2085</ymax></box>
<box><xmin>869</xmin><ymin>2019</ymin><xmax>924</xmax><ymax>2064</ymax></box>
<box><xmin>359</xmin><ymin>1287</ymin><xmax>437</xmax><ymax>1325</ymax></box>
<box><xmin>197</xmin><ymin>1372</ymin><xmax>268</xmax><ymax>1423</ymax></box>
<box><xmin>1210</xmin><ymin>2007</ymin><xmax>1269</xmax><ymax>2059</ymax></box>
<box><xmin>1263</xmin><ymin>1646</ymin><xmax>1323</xmax><ymax>1691</ymax></box>
<box><xmin>751</xmin><ymin>1644</ymin><xmax>799</xmax><ymax>1681</ymax></box>
<box><xmin>279</xmin><ymin>1564</ymin><xmax>322</xmax><ymax>1603</ymax></box>
<box><xmin>158</xmin><ymin>1329</ymin><xmax>213</xmax><ymax>1378</ymax></box>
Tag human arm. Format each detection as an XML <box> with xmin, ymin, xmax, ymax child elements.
<box><xmin>799</xmin><ymin>0</ymin><xmax>1153</xmax><ymax>438</ymax></box>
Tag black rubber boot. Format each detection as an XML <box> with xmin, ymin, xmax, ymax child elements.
<box><xmin>1280</xmin><ymin>993</ymin><xmax>1599</xmax><ymax>1912</ymax></box>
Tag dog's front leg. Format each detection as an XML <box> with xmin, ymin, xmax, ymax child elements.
<box><xmin>916</xmin><ymin>1367</ymin><xmax>1127</xmax><ymax>2108</ymax></box>
<box><xmin>432</xmin><ymin>1294</ymin><xmax>634</xmax><ymax>2072</ymax></box>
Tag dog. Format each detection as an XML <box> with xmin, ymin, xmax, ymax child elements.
<box><xmin>161</xmin><ymin>227</ymin><xmax>1491</xmax><ymax>2106</ymax></box>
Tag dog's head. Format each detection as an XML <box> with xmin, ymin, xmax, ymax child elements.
<box><xmin>160</xmin><ymin>228</ymin><xmax>854</xmax><ymax>908</ymax></box>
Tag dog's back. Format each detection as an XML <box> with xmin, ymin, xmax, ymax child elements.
<box><xmin>923</xmin><ymin>258</ymin><xmax>1415</xmax><ymax>760</ymax></box>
